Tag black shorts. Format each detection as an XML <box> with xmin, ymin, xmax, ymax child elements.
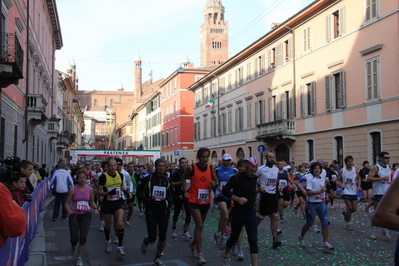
<box><xmin>256</xmin><ymin>192</ymin><xmax>278</xmax><ymax>218</ymax></box>
<box><xmin>296</xmin><ymin>190</ymin><xmax>306</xmax><ymax>199</ymax></box>
<box><xmin>127</xmin><ymin>195</ymin><xmax>136</xmax><ymax>204</ymax></box>
<box><xmin>361</xmin><ymin>181</ymin><xmax>373</xmax><ymax>191</ymax></box>
<box><xmin>216</xmin><ymin>196</ymin><xmax>231</xmax><ymax>208</ymax></box>
<box><xmin>342</xmin><ymin>195</ymin><xmax>358</xmax><ymax>201</ymax></box>
<box><xmin>101</xmin><ymin>200</ymin><xmax>125</xmax><ymax>215</ymax></box>
<box><xmin>189</xmin><ymin>203</ymin><xmax>210</xmax><ymax>214</ymax></box>
<box><xmin>282</xmin><ymin>190</ymin><xmax>295</xmax><ymax>201</ymax></box>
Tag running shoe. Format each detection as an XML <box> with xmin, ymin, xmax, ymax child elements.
<box><xmin>365</xmin><ymin>204</ymin><xmax>370</xmax><ymax>213</ymax></box>
<box><xmin>298</xmin><ymin>234</ymin><xmax>305</xmax><ymax>247</ymax></box>
<box><xmin>222</xmin><ymin>252</ymin><xmax>230</xmax><ymax>266</ymax></box>
<box><xmin>189</xmin><ymin>242</ymin><xmax>197</xmax><ymax>258</ymax></box>
<box><xmin>370</xmin><ymin>230</ymin><xmax>377</xmax><ymax>240</ymax></box>
<box><xmin>237</xmin><ymin>249</ymin><xmax>244</xmax><ymax>261</ymax></box>
<box><xmin>277</xmin><ymin>228</ymin><xmax>283</xmax><ymax>235</ymax></box>
<box><xmin>214</xmin><ymin>232</ymin><xmax>222</xmax><ymax>246</ymax></box>
<box><xmin>225</xmin><ymin>227</ymin><xmax>231</xmax><ymax>235</ymax></box>
<box><xmin>381</xmin><ymin>229</ymin><xmax>392</xmax><ymax>240</ymax></box>
<box><xmin>324</xmin><ymin>242</ymin><xmax>334</xmax><ymax>250</ymax></box>
<box><xmin>171</xmin><ymin>229</ymin><xmax>177</xmax><ymax>238</ymax></box>
<box><xmin>279</xmin><ymin>216</ymin><xmax>284</xmax><ymax>223</ymax></box>
<box><xmin>272</xmin><ymin>238</ymin><xmax>282</xmax><ymax>249</ymax></box>
<box><xmin>221</xmin><ymin>235</ymin><xmax>227</xmax><ymax>248</ymax></box>
<box><xmin>231</xmin><ymin>244</ymin><xmax>238</xmax><ymax>255</ymax></box>
<box><xmin>154</xmin><ymin>257</ymin><xmax>165</xmax><ymax>266</ymax></box>
<box><xmin>182</xmin><ymin>231</ymin><xmax>193</xmax><ymax>241</ymax></box>
<box><xmin>114</xmin><ymin>236</ymin><xmax>119</xmax><ymax>244</ymax></box>
<box><xmin>197</xmin><ymin>253</ymin><xmax>206</xmax><ymax>265</ymax></box>
<box><xmin>106</xmin><ymin>240</ymin><xmax>112</xmax><ymax>253</ymax></box>
<box><xmin>125</xmin><ymin>221</ymin><xmax>131</xmax><ymax>227</ymax></box>
<box><xmin>117</xmin><ymin>246</ymin><xmax>125</xmax><ymax>256</ymax></box>
<box><xmin>312</xmin><ymin>224</ymin><xmax>320</xmax><ymax>233</ymax></box>
<box><xmin>70</xmin><ymin>245</ymin><xmax>76</xmax><ymax>255</ymax></box>
<box><xmin>76</xmin><ymin>257</ymin><xmax>83</xmax><ymax>266</ymax></box>
<box><xmin>141</xmin><ymin>238</ymin><xmax>148</xmax><ymax>255</ymax></box>
<box><xmin>99</xmin><ymin>222</ymin><xmax>104</xmax><ymax>232</ymax></box>
<box><xmin>345</xmin><ymin>224</ymin><xmax>353</xmax><ymax>231</ymax></box>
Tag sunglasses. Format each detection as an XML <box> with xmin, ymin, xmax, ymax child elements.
<box><xmin>117</xmin><ymin>163</ymin><xmax>123</xmax><ymax>166</ymax></box>
<box><xmin>383</xmin><ymin>157</ymin><xmax>390</xmax><ymax>159</ymax></box>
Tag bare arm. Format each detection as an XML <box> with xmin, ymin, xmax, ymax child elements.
<box><xmin>367</xmin><ymin>165</ymin><xmax>389</xmax><ymax>182</ymax></box>
<box><xmin>182</xmin><ymin>165</ymin><xmax>192</xmax><ymax>199</ymax></box>
<box><xmin>372</xmin><ymin>176</ymin><xmax>399</xmax><ymax>230</ymax></box>
<box><xmin>336</xmin><ymin>169</ymin><xmax>344</xmax><ymax>189</ymax></box>
<box><xmin>89</xmin><ymin>187</ymin><xmax>99</xmax><ymax>215</ymax></box>
<box><xmin>356</xmin><ymin>168</ymin><xmax>361</xmax><ymax>191</ymax></box>
<box><xmin>210</xmin><ymin>166</ymin><xmax>219</xmax><ymax>189</ymax></box>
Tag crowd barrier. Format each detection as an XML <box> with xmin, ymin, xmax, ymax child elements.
<box><xmin>0</xmin><ymin>177</ymin><xmax>50</xmax><ymax>266</ymax></box>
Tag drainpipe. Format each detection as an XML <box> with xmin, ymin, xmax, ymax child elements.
<box><xmin>24</xmin><ymin>0</ymin><xmax>30</xmax><ymax>159</ymax></box>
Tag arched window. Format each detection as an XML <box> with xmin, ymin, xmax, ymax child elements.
<box><xmin>94</xmin><ymin>99</ymin><xmax>98</xmax><ymax>106</ymax></box>
<box><xmin>275</xmin><ymin>143</ymin><xmax>290</xmax><ymax>163</ymax></box>
<box><xmin>212</xmin><ymin>151</ymin><xmax>218</xmax><ymax>165</ymax></box>
<box><xmin>110</xmin><ymin>99</ymin><xmax>114</xmax><ymax>107</ymax></box>
<box><xmin>236</xmin><ymin>148</ymin><xmax>245</xmax><ymax>160</ymax></box>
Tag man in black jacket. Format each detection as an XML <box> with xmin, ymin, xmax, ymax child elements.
<box><xmin>139</xmin><ymin>158</ymin><xmax>173</xmax><ymax>266</ymax></box>
<box><xmin>221</xmin><ymin>157</ymin><xmax>259</xmax><ymax>266</ymax></box>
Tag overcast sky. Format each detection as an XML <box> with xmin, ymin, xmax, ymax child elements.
<box><xmin>55</xmin><ymin>0</ymin><xmax>314</xmax><ymax>91</ymax></box>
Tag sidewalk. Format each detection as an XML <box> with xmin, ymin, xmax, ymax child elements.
<box><xmin>25</xmin><ymin>196</ymin><xmax>54</xmax><ymax>266</ymax></box>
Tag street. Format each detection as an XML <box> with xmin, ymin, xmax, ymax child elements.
<box><xmin>42</xmin><ymin>197</ymin><xmax>395</xmax><ymax>266</ymax></box>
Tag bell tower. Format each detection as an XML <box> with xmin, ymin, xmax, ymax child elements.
<box><xmin>200</xmin><ymin>0</ymin><xmax>228</xmax><ymax>67</ymax></box>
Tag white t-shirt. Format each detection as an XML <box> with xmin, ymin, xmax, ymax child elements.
<box><xmin>306</xmin><ymin>174</ymin><xmax>326</xmax><ymax>203</ymax></box>
<box><xmin>372</xmin><ymin>164</ymin><xmax>391</xmax><ymax>196</ymax></box>
<box><xmin>257</xmin><ymin>165</ymin><xmax>279</xmax><ymax>195</ymax></box>
<box><xmin>341</xmin><ymin>167</ymin><xmax>357</xmax><ymax>196</ymax></box>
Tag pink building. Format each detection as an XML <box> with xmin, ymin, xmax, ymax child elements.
<box><xmin>189</xmin><ymin>0</ymin><xmax>399</xmax><ymax>167</ymax></box>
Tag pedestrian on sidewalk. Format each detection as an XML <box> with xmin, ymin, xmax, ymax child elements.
<box><xmin>50</xmin><ymin>162</ymin><xmax>74</xmax><ymax>221</ymax></box>
<box><xmin>65</xmin><ymin>169</ymin><xmax>99</xmax><ymax>266</ymax></box>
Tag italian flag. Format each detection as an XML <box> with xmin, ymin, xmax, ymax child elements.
<box><xmin>205</xmin><ymin>99</ymin><xmax>214</xmax><ymax>109</ymax></box>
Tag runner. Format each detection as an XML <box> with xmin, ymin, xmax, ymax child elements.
<box><xmin>256</xmin><ymin>152</ymin><xmax>282</xmax><ymax>249</ymax></box>
<box><xmin>277</xmin><ymin>161</ymin><xmax>290</xmax><ymax>223</ymax></box>
<box><xmin>214</xmin><ymin>153</ymin><xmax>237</xmax><ymax>248</ymax></box>
<box><xmin>359</xmin><ymin>161</ymin><xmax>372</xmax><ymax>212</ymax></box>
<box><xmin>139</xmin><ymin>158</ymin><xmax>173</xmax><ymax>266</ymax></box>
<box><xmin>294</xmin><ymin>165</ymin><xmax>307</xmax><ymax>217</ymax></box>
<box><xmin>336</xmin><ymin>155</ymin><xmax>361</xmax><ymax>231</ymax></box>
<box><xmin>65</xmin><ymin>169</ymin><xmax>99</xmax><ymax>266</ymax></box>
<box><xmin>221</xmin><ymin>157</ymin><xmax>259</xmax><ymax>266</ymax></box>
<box><xmin>298</xmin><ymin>161</ymin><xmax>333</xmax><ymax>250</ymax></box>
<box><xmin>367</xmin><ymin>151</ymin><xmax>392</xmax><ymax>240</ymax></box>
<box><xmin>328</xmin><ymin>164</ymin><xmax>338</xmax><ymax>208</ymax></box>
<box><xmin>170</xmin><ymin>157</ymin><xmax>192</xmax><ymax>241</ymax></box>
<box><xmin>125</xmin><ymin>162</ymin><xmax>137</xmax><ymax>227</ymax></box>
<box><xmin>182</xmin><ymin>147</ymin><xmax>218</xmax><ymax>265</ymax></box>
<box><xmin>97</xmin><ymin>158</ymin><xmax>130</xmax><ymax>256</ymax></box>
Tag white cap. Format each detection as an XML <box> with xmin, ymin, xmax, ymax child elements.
<box><xmin>222</xmin><ymin>153</ymin><xmax>232</xmax><ymax>161</ymax></box>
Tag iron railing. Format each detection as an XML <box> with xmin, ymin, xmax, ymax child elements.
<box><xmin>0</xmin><ymin>32</ymin><xmax>24</xmax><ymax>74</ymax></box>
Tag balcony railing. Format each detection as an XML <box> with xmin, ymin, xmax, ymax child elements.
<box><xmin>256</xmin><ymin>119</ymin><xmax>296</xmax><ymax>141</ymax></box>
<box><xmin>27</xmin><ymin>94</ymin><xmax>47</xmax><ymax>112</ymax></box>
<box><xmin>0</xmin><ymin>32</ymin><xmax>24</xmax><ymax>77</ymax></box>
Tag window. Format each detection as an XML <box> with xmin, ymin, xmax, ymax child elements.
<box><xmin>255</xmin><ymin>99</ymin><xmax>265</xmax><ymax>124</ymax></box>
<box><xmin>268</xmin><ymin>95</ymin><xmax>277</xmax><ymax>122</ymax></box>
<box><xmin>236</xmin><ymin>67</ymin><xmax>243</xmax><ymax>87</ymax></box>
<box><xmin>284</xmin><ymin>38</ymin><xmax>293</xmax><ymax>62</ymax></box>
<box><xmin>222</xmin><ymin>113</ymin><xmax>227</xmax><ymax>134</ymax></box>
<box><xmin>235</xmin><ymin>107</ymin><xmax>244</xmax><ymax>131</ymax></box>
<box><xmin>306</xmin><ymin>139</ymin><xmax>314</xmax><ymax>162</ymax></box>
<box><xmin>94</xmin><ymin>99</ymin><xmax>98</xmax><ymax>106</ymax></box>
<box><xmin>228</xmin><ymin>110</ymin><xmax>232</xmax><ymax>132</ymax></box>
<box><xmin>246</xmin><ymin>103</ymin><xmax>252</xmax><ymax>129</ymax></box>
<box><xmin>0</xmin><ymin>117</ymin><xmax>4</xmax><ymax>158</ymax></box>
<box><xmin>300</xmin><ymin>82</ymin><xmax>316</xmax><ymax>116</ymax></box>
<box><xmin>326</xmin><ymin>7</ymin><xmax>345</xmax><ymax>42</ymax></box>
<box><xmin>366</xmin><ymin>0</ymin><xmax>378</xmax><ymax>22</ymax></box>
<box><xmin>334</xmin><ymin>136</ymin><xmax>344</xmax><ymax>167</ymax></box>
<box><xmin>175</xmin><ymin>127</ymin><xmax>178</xmax><ymax>144</ymax></box>
<box><xmin>246</xmin><ymin>62</ymin><xmax>252</xmax><ymax>81</ymax></box>
<box><xmin>219</xmin><ymin>77</ymin><xmax>225</xmax><ymax>94</ymax></box>
<box><xmin>110</xmin><ymin>99</ymin><xmax>114</xmax><ymax>107</ymax></box>
<box><xmin>254</xmin><ymin>54</ymin><xmax>265</xmax><ymax>77</ymax></box>
<box><xmin>193</xmin><ymin>124</ymin><xmax>197</xmax><ymax>141</ymax></box>
<box><xmin>365</xmin><ymin>56</ymin><xmax>380</xmax><ymax>101</ymax></box>
<box><xmin>227</xmin><ymin>74</ymin><xmax>232</xmax><ymax>90</ymax></box>
<box><xmin>269</xmin><ymin>43</ymin><xmax>283</xmax><ymax>68</ymax></box>
<box><xmin>370</xmin><ymin>132</ymin><xmax>381</xmax><ymax>165</ymax></box>
<box><xmin>174</xmin><ymin>102</ymin><xmax>177</xmax><ymax>117</ymax></box>
<box><xmin>211</xmin><ymin>116</ymin><xmax>216</xmax><ymax>137</ymax></box>
<box><xmin>203</xmin><ymin>118</ymin><xmax>207</xmax><ymax>139</ymax></box>
<box><xmin>303</xmin><ymin>26</ymin><xmax>312</xmax><ymax>52</ymax></box>
<box><xmin>325</xmin><ymin>69</ymin><xmax>345</xmax><ymax>111</ymax></box>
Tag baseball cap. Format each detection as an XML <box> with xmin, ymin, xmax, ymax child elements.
<box><xmin>317</xmin><ymin>159</ymin><xmax>323</xmax><ymax>162</ymax></box>
<box><xmin>222</xmin><ymin>154</ymin><xmax>233</xmax><ymax>161</ymax></box>
<box><xmin>244</xmin><ymin>157</ymin><xmax>259</xmax><ymax>168</ymax></box>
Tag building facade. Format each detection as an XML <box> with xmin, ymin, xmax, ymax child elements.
<box><xmin>189</xmin><ymin>0</ymin><xmax>399</xmax><ymax>166</ymax></box>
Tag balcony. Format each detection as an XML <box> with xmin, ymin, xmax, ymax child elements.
<box><xmin>0</xmin><ymin>32</ymin><xmax>24</xmax><ymax>88</ymax></box>
<box><xmin>56</xmin><ymin>132</ymin><xmax>69</xmax><ymax>150</ymax></box>
<box><xmin>46</xmin><ymin>120</ymin><xmax>60</xmax><ymax>141</ymax></box>
<box><xmin>27</xmin><ymin>94</ymin><xmax>48</xmax><ymax>124</ymax></box>
<box><xmin>255</xmin><ymin>119</ymin><xmax>296</xmax><ymax>143</ymax></box>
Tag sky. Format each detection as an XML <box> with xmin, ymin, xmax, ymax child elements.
<box><xmin>55</xmin><ymin>0</ymin><xmax>314</xmax><ymax>91</ymax></box>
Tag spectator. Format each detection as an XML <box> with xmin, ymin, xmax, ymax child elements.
<box><xmin>33</xmin><ymin>163</ymin><xmax>42</xmax><ymax>183</ymax></box>
<box><xmin>39</xmin><ymin>164</ymin><xmax>48</xmax><ymax>180</ymax></box>
<box><xmin>50</xmin><ymin>162</ymin><xmax>74</xmax><ymax>221</ymax></box>
<box><xmin>51</xmin><ymin>164</ymin><xmax>59</xmax><ymax>178</ymax></box>
<box><xmin>0</xmin><ymin>182</ymin><xmax>26</xmax><ymax>248</ymax></box>
<box><xmin>18</xmin><ymin>160</ymin><xmax>35</xmax><ymax>192</ymax></box>
<box><xmin>9</xmin><ymin>173</ymin><xmax>31</xmax><ymax>207</ymax></box>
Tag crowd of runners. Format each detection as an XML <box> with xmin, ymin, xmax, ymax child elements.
<box><xmin>57</xmin><ymin>149</ymin><xmax>399</xmax><ymax>266</ymax></box>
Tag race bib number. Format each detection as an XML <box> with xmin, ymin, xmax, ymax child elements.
<box><xmin>345</xmin><ymin>178</ymin><xmax>354</xmax><ymax>185</ymax></box>
<box><xmin>108</xmin><ymin>187</ymin><xmax>121</xmax><ymax>201</ymax></box>
<box><xmin>279</xmin><ymin>180</ymin><xmax>287</xmax><ymax>188</ymax></box>
<box><xmin>266</xmin><ymin>178</ymin><xmax>277</xmax><ymax>186</ymax></box>
<box><xmin>152</xmin><ymin>186</ymin><xmax>166</xmax><ymax>201</ymax></box>
<box><xmin>86</xmin><ymin>179</ymin><xmax>91</xmax><ymax>185</ymax></box>
<box><xmin>219</xmin><ymin>181</ymin><xmax>227</xmax><ymax>191</ymax></box>
<box><xmin>77</xmin><ymin>201</ymin><xmax>90</xmax><ymax>212</ymax></box>
<box><xmin>198</xmin><ymin>189</ymin><xmax>209</xmax><ymax>203</ymax></box>
<box><xmin>186</xmin><ymin>179</ymin><xmax>191</xmax><ymax>190</ymax></box>
<box><xmin>315</xmin><ymin>193</ymin><xmax>325</xmax><ymax>200</ymax></box>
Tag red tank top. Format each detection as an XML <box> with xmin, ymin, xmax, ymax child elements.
<box><xmin>188</xmin><ymin>163</ymin><xmax>212</xmax><ymax>205</ymax></box>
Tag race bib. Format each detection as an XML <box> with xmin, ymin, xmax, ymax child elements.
<box><xmin>77</xmin><ymin>201</ymin><xmax>90</xmax><ymax>212</ymax></box>
<box><xmin>152</xmin><ymin>186</ymin><xmax>166</xmax><ymax>201</ymax></box>
<box><xmin>332</xmin><ymin>175</ymin><xmax>337</xmax><ymax>180</ymax></box>
<box><xmin>86</xmin><ymin>179</ymin><xmax>91</xmax><ymax>185</ymax></box>
<box><xmin>198</xmin><ymin>189</ymin><xmax>209</xmax><ymax>203</ymax></box>
<box><xmin>266</xmin><ymin>178</ymin><xmax>277</xmax><ymax>186</ymax></box>
<box><xmin>315</xmin><ymin>193</ymin><xmax>325</xmax><ymax>200</ymax></box>
<box><xmin>108</xmin><ymin>187</ymin><xmax>121</xmax><ymax>201</ymax></box>
<box><xmin>219</xmin><ymin>181</ymin><xmax>227</xmax><ymax>191</ymax></box>
<box><xmin>345</xmin><ymin>178</ymin><xmax>354</xmax><ymax>185</ymax></box>
<box><xmin>279</xmin><ymin>180</ymin><xmax>287</xmax><ymax>188</ymax></box>
<box><xmin>186</xmin><ymin>179</ymin><xmax>191</xmax><ymax>190</ymax></box>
